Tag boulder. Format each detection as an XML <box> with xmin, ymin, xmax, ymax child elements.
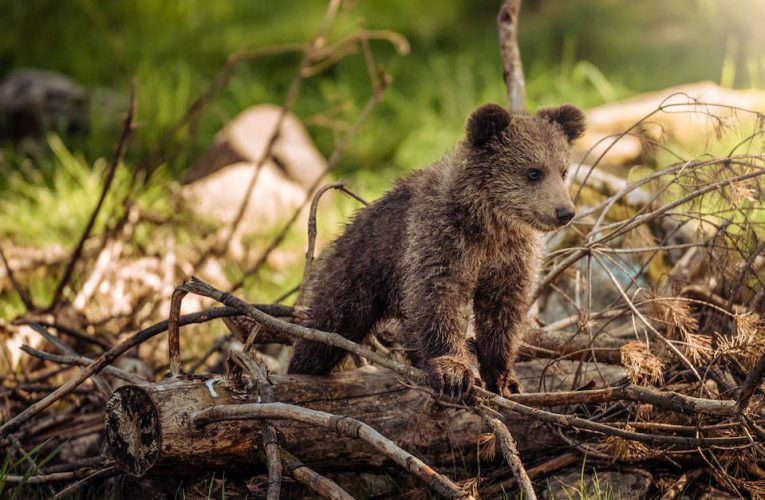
<box><xmin>576</xmin><ymin>81</ymin><xmax>765</xmax><ymax>168</ymax></box>
<box><xmin>0</xmin><ymin>69</ymin><xmax>89</xmax><ymax>140</ymax></box>
<box><xmin>182</xmin><ymin>104</ymin><xmax>326</xmax><ymax>189</ymax></box>
<box><xmin>183</xmin><ymin>160</ymin><xmax>307</xmax><ymax>229</ymax></box>
<box><xmin>541</xmin><ymin>468</ymin><xmax>652</xmax><ymax>499</ymax></box>
<box><xmin>181</xmin><ymin>105</ymin><xmax>328</xmax><ymax>258</ymax></box>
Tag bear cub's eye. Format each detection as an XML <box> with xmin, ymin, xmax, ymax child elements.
<box><xmin>527</xmin><ymin>168</ymin><xmax>542</xmax><ymax>182</ymax></box>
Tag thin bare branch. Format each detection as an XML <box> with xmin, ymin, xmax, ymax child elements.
<box><xmin>305</xmin><ymin>181</ymin><xmax>346</xmax><ymax>275</ymax></box>
<box><xmin>304</xmin><ymin>180</ymin><xmax>368</xmax><ymax>276</ymax></box>
<box><xmin>48</xmin><ymin>83</ymin><xmax>136</xmax><ymax>311</ymax></box>
<box><xmin>182</xmin><ymin>277</ymin><xmax>423</xmax><ymax>382</ymax></box>
<box><xmin>218</xmin><ymin>0</ymin><xmax>343</xmax><ymax>255</ymax></box>
<box><xmin>1</xmin><ymin>303</ymin><xmax>289</xmax><ymax>438</ymax></box>
<box><xmin>137</xmin><ymin>43</ymin><xmax>306</xmax><ymax>178</ymax></box>
<box><xmin>51</xmin><ymin>466</ymin><xmax>118</xmax><ymax>500</ymax></box>
<box><xmin>481</xmin><ymin>408</ymin><xmax>536</xmax><ymax>499</ymax></box>
<box><xmin>14</xmin><ymin>320</ymin><xmax>112</xmax><ymax>350</ymax></box>
<box><xmin>168</xmin><ymin>287</ymin><xmax>189</xmax><ymax>377</ymax></box>
<box><xmin>180</xmin><ymin>277</ymin><xmax>755</xmax><ymax>448</ymax></box>
<box><xmin>229</xmin><ymin>350</ymin><xmax>282</xmax><ymax>500</ymax></box>
<box><xmin>280</xmin><ymin>449</ymin><xmax>354</xmax><ymax>500</ymax></box>
<box><xmin>737</xmin><ymin>349</ymin><xmax>765</xmax><ymax>413</ymax></box>
<box><xmin>192</xmin><ymin>402</ymin><xmax>472</xmax><ymax>499</ymax></box>
<box><xmin>538</xmin><ymin>155</ymin><xmax>765</xmax><ymax>295</ymax></box>
<box><xmin>0</xmin><ymin>244</ymin><xmax>35</xmax><ymax>310</ymax></box>
<box><xmin>27</xmin><ymin>322</ymin><xmax>112</xmax><ymax>399</ymax></box>
<box><xmin>20</xmin><ymin>345</ymin><xmax>146</xmax><ymax>385</ymax></box>
<box><xmin>497</xmin><ymin>0</ymin><xmax>525</xmax><ymax>111</ymax></box>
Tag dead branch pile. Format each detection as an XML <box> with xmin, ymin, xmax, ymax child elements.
<box><xmin>2</xmin><ymin>0</ymin><xmax>765</xmax><ymax>498</ymax></box>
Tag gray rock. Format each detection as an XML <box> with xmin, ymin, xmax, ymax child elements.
<box><xmin>0</xmin><ymin>69</ymin><xmax>89</xmax><ymax>140</ymax></box>
<box><xmin>696</xmin><ymin>487</ymin><xmax>740</xmax><ymax>500</ymax></box>
<box><xmin>542</xmin><ymin>468</ymin><xmax>652</xmax><ymax>499</ymax></box>
<box><xmin>183</xmin><ymin>104</ymin><xmax>326</xmax><ymax>189</ymax></box>
<box><xmin>181</xmin><ymin>104</ymin><xmax>330</xmax><ymax>259</ymax></box>
<box><xmin>181</xmin><ymin>159</ymin><xmax>309</xmax><ymax>259</ymax></box>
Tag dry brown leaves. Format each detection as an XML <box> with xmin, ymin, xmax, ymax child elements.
<box><xmin>620</xmin><ymin>341</ymin><xmax>665</xmax><ymax>386</ymax></box>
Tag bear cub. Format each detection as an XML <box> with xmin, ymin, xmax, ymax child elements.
<box><xmin>288</xmin><ymin>103</ymin><xmax>586</xmax><ymax>400</ymax></box>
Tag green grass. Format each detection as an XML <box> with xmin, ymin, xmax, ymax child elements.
<box><xmin>3</xmin><ymin>4</ymin><xmax>763</xmax><ymax>496</ymax></box>
<box><xmin>2</xmin><ymin>0</ymin><xmax>761</xmax><ymax>184</ymax></box>
<box><xmin>0</xmin><ymin>440</ymin><xmax>63</xmax><ymax>499</ymax></box>
<box><xmin>572</xmin><ymin>468</ymin><xmax>617</xmax><ymax>500</ymax></box>
<box><xmin>0</xmin><ymin>133</ymin><xmax>175</xmax><ymax>318</ymax></box>
<box><xmin>0</xmin><ymin>135</ymin><xmax>172</xmax><ymax>246</ymax></box>
<box><xmin>0</xmin><ymin>0</ymin><xmax>762</xmax><ymax>319</ymax></box>
<box><xmin>541</xmin><ymin>459</ymin><xmax>619</xmax><ymax>500</ymax></box>
<box><xmin>648</xmin><ymin>115</ymin><xmax>765</xmax><ymax>236</ymax></box>
<box><xmin>3</xmin><ymin>0</ymin><xmax>762</xmax><ymax>181</ymax></box>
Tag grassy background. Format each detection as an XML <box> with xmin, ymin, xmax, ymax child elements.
<box><xmin>2</xmin><ymin>0</ymin><xmax>764</xmax><ymax>179</ymax></box>
<box><xmin>0</xmin><ymin>0</ymin><xmax>764</xmax><ymax>310</ymax></box>
<box><xmin>1</xmin><ymin>4</ymin><xmax>764</xmax><ymax>495</ymax></box>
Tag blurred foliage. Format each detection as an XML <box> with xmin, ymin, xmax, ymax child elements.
<box><xmin>1</xmin><ymin>0</ymin><xmax>763</xmax><ymax>183</ymax></box>
<box><xmin>0</xmin><ymin>0</ymin><xmax>764</xmax><ymax>310</ymax></box>
<box><xmin>0</xmin><ymin>135</ymin><xmax>170</xmax><ymax>244</ymax></box>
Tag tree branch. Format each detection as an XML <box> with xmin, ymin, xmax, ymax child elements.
<box><xmin>48</xmin><ymin>82</ymin><xmax>136</xmax><ymax>311</ymax></box>
<box><xmin>497</xmin><ymin>0</ymin><xmax>525</xmax><ymax>112</ymax></box>
<box><xmin>192</xmin><ymin>402</ymin><xmax>472</xmax><ymax>499</ymax></box>
<box><xmin>480</xmin><ymin>408</ymin><xmax>536</xmax><ymax>499</ymax></box>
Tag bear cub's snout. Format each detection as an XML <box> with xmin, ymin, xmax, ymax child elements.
<box><xmin>555</xmin><ymin>206</ymin><xmax>575</xmax><ymax>225</ymax></box>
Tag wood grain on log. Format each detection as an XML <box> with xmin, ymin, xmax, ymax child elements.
<box><xmin>105</xmin><ymin>361</ymin><xmax>622</xmax><ymax>477</ymax></box>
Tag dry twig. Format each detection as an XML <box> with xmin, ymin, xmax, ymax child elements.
<box><xmin>48</xmin><ymin>83</ymin><xmax>136</xmax><ymax>311</ymax></box>
<box><xmin>192</xmin><ymin>402</ymin><xmax>472</xmax><ymax>499</ymax></box>
<box><xmin>229</xmin><ymin>350</ymin><xmax>282</xmax><ymax>500</ymax></box>
<box><xmin>27</xmin><ymin>322</ymin><xmax>112</xmax><ymax>399</ymax></box>
<box><xmin>280</xmin><ymin>449</ymin><xmax>354</xmax><ymax>500</ymax></box>
<box><xmin>305</xmin><ymin>180</ymin><xmax>368</xmax><ymax>275</ymax></box>
<box><xmin>497</xmin><ymin>0</ymin><xmax>525</xmax><ymax>111</ymax></box>
<box><xmin>20</xmin><ymin>345</ymin><xmax>146</xmax><ymax>385</ymax></box>
<box><xmin>480</xmin><ymin>407</ymin><xmax>536</xmax><ymax>499</ymax></box>
<box><xmin>737</xmin><ymin>350</ymin><xmax>765</xmax><ymax>414</ymax></box>
<box><xmin>51</xmin><ymin>466</ymin><xmax>118</xmax><ymax>500</ymax></box>
<box><xmin>180</xmin><ymin>277</ymin><xmax>756</xmax><ymax>449</ymax></box>
<box><xmin>217</xmin><ymin>0</ymin><xmax>343</xmax><ymax>256</ymax></box>
<box><xmin>0</xmin><ymin>244</ymin><xmax>34</xmax><ymax>310</ymax></box>
<box><xmin>0</xmin><ymin>303</ymin><xmax>288</xmax><ymax>438</ymax></box>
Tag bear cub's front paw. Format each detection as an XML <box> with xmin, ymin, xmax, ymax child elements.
<box><xmin>486</xmin><ymin>370</ymin><xmax>523</xmax><ymax>398</ymax></box>
<box><xmin>426</xmin><ymin>355</ymin><xmax>478</xmax><ymax>402</ymax></box>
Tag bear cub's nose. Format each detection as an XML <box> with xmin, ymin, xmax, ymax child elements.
<box><xmin>556</xmin><ymin>207</ymin><xmax>575</xmax><ymax>224</ymax></box>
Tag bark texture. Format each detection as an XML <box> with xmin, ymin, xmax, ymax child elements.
<box><xmin>105</xmin><ymin>361</ymin><xmax>622</xmax><ymax>476</ymax></box>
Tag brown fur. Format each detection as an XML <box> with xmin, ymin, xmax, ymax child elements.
<box><xmin>288</xmin><ymin>103</ymin><xmax>586</xmax><ymax>400</ymax></box>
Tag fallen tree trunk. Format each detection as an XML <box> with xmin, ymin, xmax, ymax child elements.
<box><xmin>105</xmin><ymin>361</ymin><xmax>624</xmax><ymax>477</ymax></box>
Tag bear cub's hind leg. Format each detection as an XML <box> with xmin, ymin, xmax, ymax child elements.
<box><xmin>288</xmin><ymin>278</ymin><xmax>380</xmax><ymax>375</ymax></box>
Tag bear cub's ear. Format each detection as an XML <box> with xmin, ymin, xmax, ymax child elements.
<box><xmin>466</xmin><ymin>103</ymin><xmax>511</xmax><ymax>147</ymax></box>
<box><xmin>536</xmin><ymin>104</ymin><xmax>586</xmax><ymax>143</ymax></box>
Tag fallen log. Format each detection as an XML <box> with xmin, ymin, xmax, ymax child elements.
<box><xmin>104</xmin><ymin>361</ymin><xmax>623</xmax><ymax>477</ymax></box>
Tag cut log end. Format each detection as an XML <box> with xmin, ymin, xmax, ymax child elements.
<box><xmin>105</xmin><ymin>385</ymin><xmax>161</xmax><ymax>476</ymax></box>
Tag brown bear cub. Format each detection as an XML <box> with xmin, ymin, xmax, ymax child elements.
<box><xmin>288</xmin><ymin>103</ymin><xmax>585</xmax><ymax>400</ymax></box>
